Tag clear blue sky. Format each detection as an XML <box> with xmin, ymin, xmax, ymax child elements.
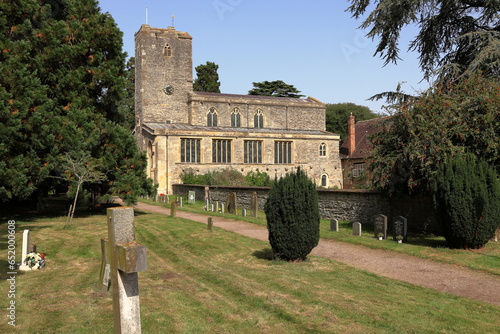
<box><xmin>99</xmin><ymin>0</ymin><xmax>429</xmax><ymax>114</ymax></box>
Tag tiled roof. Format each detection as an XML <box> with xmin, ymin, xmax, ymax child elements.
<box><xmin>191</xmin><ymin>91</ymin><xmax>323</xmax><ymax>104</ymax></box>
<box><xmin>143</xmin><ymin>122</ymin><xmax>335</xmax><ymax>137</ymax></box>
<box><xmin>340</xmin><ymin>117</ymin><xmax>390</xmax><ymax>159</ymax></box>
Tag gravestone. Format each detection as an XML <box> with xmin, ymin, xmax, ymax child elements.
<box><xmin>353</xmin><ymin>222</ymin><xmax>362</xmax><ymax>236</ymax></box>
<box><xmin>215</xmin><ymin>201</ymin><xmax>219</xmax><ymax>213</ymax></box>
<box><xmin>177</xmin><ymin>197</ymin><xmax>183</xmax><ymax>207</ymax></box>
<box><xmin>226</xmin><ymin>192</ymin><xmax>237</xmax><ymax>214</ymax></box>
<box><xmin>374</xmin><ymin>214</ymin><xmax>388</xmax><ymax>239</ymax></box>
<box><xmin>205</xmin><ymin>200</ymin><xmax>209</xmax><ymax>211</ymax></box>
<box><xmin>220</xmin><ymin>203</ymin><xmax>225</xmax><ymax>214</ymax></box>
<box><xmin>159</xmin><ymin>195</ymin><xmax>168</xmax><ymax>204</ymax></box>
<box><xmin>100</xmin><ymin>207</ymin><xmax>147</xmax><ymax>334</ymax></box>
<box><xmin>330</xmin><ymin>219</ymin><xmax>339</xmax><ymax>232</ymax></box>
<box><xmin>19</xmin><ymin>230</ymin><xmax>31</xmax><ymax>271</ymax></box>
<box><xmin>393</xmin><ymin>216</ymin><xmax>408</xmax><ymax>242</ymax></box>
<box><xmin>492</xmin><ymin>227</ymin><xmax>500</xmax><ymax>242</ymax></box>
<box><xmin>187</xmin><ymin>191</ymin><xmax>196</xmax><ymax>204</ymax></box>
<box><xmin>210</xmin><ymin>203</ymin><xmax>215</xmax><ymax>212</ymax></box>
<box><xmin>242</xmin><ymin>208</ymin><xmax>247</xmax><ymax>217</ymax></box>
<box><xmin>251</xmin><ymin>192</ymin><xmax>258</xmax><ymax>218</ymax></box>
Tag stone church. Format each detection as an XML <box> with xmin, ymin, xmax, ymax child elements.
<box><xmin>134</xmin><ymin>24</ymin><xmax>343</xmax><ymax>194</ymax></box>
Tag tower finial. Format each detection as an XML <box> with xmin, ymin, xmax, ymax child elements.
<box><xmin>171</xmin><ymin>15</ymin><xmax>175</xmax><ymax>28</ymax></box>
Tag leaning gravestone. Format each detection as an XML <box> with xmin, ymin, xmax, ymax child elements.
<box><xmin>353</xmin><ymin>222</ymin><xmax>362</xmax><ymax>236</ymax></box>
<box><xmin>251</xmin><ymin>192</ymin><xmax>258</xmax><ymax>218</ymax></box>
<box><xmin>226</xmin><ymin>192</ymin><xmax>237</xmax><ymax>214</ymax></box>
<box><xmin>374</xmin><ymin>214</ymin><xmax>388</xmax><ymax>239</ymax></box>
<box><xmin>330</xmin><ymin>219</ymin><xmax>339</xmax><ymax>232</ymax></box>
<box><xmin>19</xmin><ymin>230</ymin><xmax>31</xmax><ymax>271</ymax></box>
<box><xmin>393</xmin><ymin>216</ymin><xmax>408</xmax><ymax>241</ymax></box>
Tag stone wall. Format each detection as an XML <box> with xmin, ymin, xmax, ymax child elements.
<box><xmin>173</xmin><ymin>184</ymin><xmax>439</xmax><ymax>233</ymax></box>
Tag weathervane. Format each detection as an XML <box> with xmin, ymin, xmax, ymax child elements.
<box><xmin>171</xmin><ymin>15</ymin><xmax>175</xmax><ymax>28</ymax></box>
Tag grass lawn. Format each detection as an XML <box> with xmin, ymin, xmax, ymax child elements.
<box><xmin>147</xmin><ymin>197</ymin><xmax>500</xmax><ymax>277</ymax></box>
<box><xmin>1</xmin><ymin>205</ymin><xmax>499</xmax><ymax>333</ymax></box>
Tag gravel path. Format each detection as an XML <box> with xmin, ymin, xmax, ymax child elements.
<box><xmin>130</xmin><ymin>201</ymin><xmax>500</xmax><ymax>306</ymax></box>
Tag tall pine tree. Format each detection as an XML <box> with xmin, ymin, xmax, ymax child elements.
<box><xmin>0</xmin><ymin>0</ymin><xmax>154</xmax><ymax>204</ymax></box>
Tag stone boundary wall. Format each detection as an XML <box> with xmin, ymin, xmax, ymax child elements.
<box><xmin>173</xmin><ymin>184</ymin><xmax>439</xmax><ymax>233</ymax></box>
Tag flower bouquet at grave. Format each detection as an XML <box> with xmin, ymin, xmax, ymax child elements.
<box><xmin>377</xmin><ymin>233</ymin><xmax>384</xmax><ymax>240</ymax></box>
<box><xmin>24</xmin><ymin>252</ymin><xmax>46</xmax><ymax>269</ymax></box>
<box><xmin>395</xmin><ymin>235</ymin><xmax>404</xmax><ymax>243</ymax></box>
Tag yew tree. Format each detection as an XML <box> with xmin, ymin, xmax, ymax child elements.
<box><xmin>0</xmin><ymin>0</ymin><xmax>154</xmax><ymax>204</ymax></box>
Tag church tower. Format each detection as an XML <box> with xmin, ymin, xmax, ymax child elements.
<box><xmin>134</xmin><ymin>25</ymin><xmax>193</xmax><ymax>136</ymax></box>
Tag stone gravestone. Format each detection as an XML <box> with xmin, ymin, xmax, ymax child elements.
<box><xmin>353</xmin><ymin>222</ymin><xmax>362</xmax><ymax>236</ymax></box>
<box><xmin>100</xmin><ymin>207</ymin><xmax>147</xmax><ymax>334</ymax></box>
<box><xmin>187</xmin><ymin>191</ymin><xmax>196</xmax><ymax>204</ymax></box>
<box><xmin>330</xmin><ymin>219</ymin><xmax>339</xmax><ymax>232</ymax></box>
<box><xmin>393</xmin><ymin>216</ymin><xmax>408</xmax><ymax>242</ymax></box>
<box><xmin>251</xmin><ymin>192</ymin><xmax>258</xmax><ymax>218</ymax></box>
<box><xmin>19</xmin><ymin>230</ymin><xmax>31</xmax><ymax>271</ymax></box>
<box><xmin>226</xmin><ymin>192</ymin><xmax>237</xmax><ymax>214</ymax></box>
<box><xmin>374</xmin><ymin>214</ymin><xmax>388</xmax><ymax>239</ymax></box>
<box><xmin>492</xmin><ymin>227</ymin><xmax>500</xmax><ymax>242</ymax></box>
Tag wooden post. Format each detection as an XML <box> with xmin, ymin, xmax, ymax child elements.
<box><xmin>170</xmin><ymin>202</ymin><xmax>177</xmax><ymax>217</ymax></box>
<box><xmin>207</xmin><ymin>217</ymin><xmax>213</xmax><ymax>231</ymax></box>
<box><xmin>106</xmin><ymin>207</ymin><xmax>147</xmax><ymax>334</ymax></box>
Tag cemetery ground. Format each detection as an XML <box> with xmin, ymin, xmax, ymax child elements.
<box><xmin>0</xmin><ymin>200</ymin><xmax>499</xmax><ymax>333</ymax></box>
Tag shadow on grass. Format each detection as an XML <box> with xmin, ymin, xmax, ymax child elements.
<box><xmin>252</xmin><ymin>248</ymin><xmax>274</xmax><ymax>260</ymax></box>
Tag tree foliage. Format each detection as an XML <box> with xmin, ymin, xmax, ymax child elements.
<box><xmin>264</xmin><ymin>168</ymin><xmax>320</xmax><ymax>261</ymax></box>
<box><xmin>326</xmin><ymin>103</ymin><xmax>379</xmax><ymax>140</ymax></box>
<box><xmin>368</xmin><ymin>74</ymin><xmax>500</xmax><ymax>195</ymax></box>
<box><xmin>193</xmin><ymin>61</ymin><xmax>221</xmax><ymax>93</ymax></box>
<box><xmin>0</xmin><ymin>0</ymin><xmax>154</xmax><ymax>204</ymax></box>
<box><xmin>348</xmin><ymin>0</ymin><xmax>500</xmax><ymax>83</ymax></box>
<box><xmin>248</xmin><ymin>80</ymin><xmax>305</xmax><ymax>98</ymax></box>
<box><xmin>431</xmin><ymin>153</ymin><xmax>500</xmax><ymax>249</ymax></box>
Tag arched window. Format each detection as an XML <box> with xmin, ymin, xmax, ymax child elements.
<box><xmin>319</xmin><ymin>143</ymin><xmax>327</xmax><ymax>156</ymax></box>
<box><xmin>231</xmin><ymin>108</ymin><xmax>241</xmax><ymax>127</ymax></box>
<box><xmin>163</xmin><ymin>43</ymin><xmax>172</xmax><ymax>57</ymax></box>
<box><xmin>254</xmin><ymin>109</ymin><xmax>264</xmax><ymax>128</ymax></box>
<box><xmin>207</xmin><ymin>107</ymin><xmax>218</xmax><ymax>126</ymax></box>
<box><xmin>321</xmin><ymin>174</ymin><xmax>328</xmax><ymax>187</ymax></box>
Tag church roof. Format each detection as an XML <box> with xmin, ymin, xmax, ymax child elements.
<box><xmin>143</xmin><ymin>122</ymin><xmax>337</xmax><ymax>137</ymax></box>
<box><xmin>191</xmin><ymin>91</ymin><xmax>324</xmax><ymax>105</ymax></box>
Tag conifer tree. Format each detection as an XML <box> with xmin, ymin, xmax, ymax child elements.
<box><xmin>264</xmin><ymin>168</ymin><xmax>320</xmax><ymax>261</ymax></box>
<box><xmin>193</xmin><ymin>61</ymin><xmax>221</xmax><ymax>93</ymax></box>
<box><xmin>431</xmin><ymin>153</ymin><xmax>500</xmax><ymax>249</ymax></box>
<box><xmin>0</xmin><ymin>0</ymin><xmax>154</xmax><ymax>204</ymax></box>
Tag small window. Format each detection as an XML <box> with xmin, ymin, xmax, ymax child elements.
<box><xmin>319</xmin><ymin>143</ymin><xmax>327</xmax><ymax>156</ymax></box>
<box><xmin>212</xmin><ymin>139</ymin><xmax>231</xmax><ymax>163</ymax></box>
<box><xmin>231</xmin><ymin>108</ymin><xmax>241</xmax><ymax>127</ymax></box>
<box><xmin>207</xmin><ymin>107</ymin><xmax>218</xmax><ymax>127</ymax></box>
<box><xmin>254</xmin><ymin>109</ymin><xmax>264</xmax><ymax>128</ymax></box>
<box><xmin>163</xmin><ymin>44</ymin><xmax>172</xmax><ymax>57</ymax></box>
<box><xmin>352</xmin><ymin>162</ymin><xmax>365</xmax><ymax>177</ymax></box>
<box><xmin>321</xmin><ymin>174</ymin><xmax>328</xmax><ymax>187</ymax></box>
<box><xmin>274</xmin><ymin>141</ymin><xmax>292</xmax><ymax>164</ymax></box>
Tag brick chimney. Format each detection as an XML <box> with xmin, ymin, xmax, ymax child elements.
<box><xmin>348</xmin><ymin>113</ymin><xmax>356</xmax><ymax>156</ymax></box>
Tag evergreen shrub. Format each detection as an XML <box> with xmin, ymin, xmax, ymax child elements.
<box><xmin>264</xmin><ymin>167</ymin><xmax>320</xmax><ymax>261</ymax></box>
<box><xmin>431</xmin><ymin>153</ymin><xmax>500</xmax><ymax>249</ymax></box>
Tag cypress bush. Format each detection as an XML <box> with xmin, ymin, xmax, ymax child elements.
<box><xmin>264</xmin><ymin>167</ymin><xmax>320</xmax><ymax>261</ymax></box>
<box><xmin>431</xmin><ymin>153</ymin><xmax>500</xmax><ymax>249</ymax></box>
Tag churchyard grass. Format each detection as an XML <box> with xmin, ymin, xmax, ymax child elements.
<box><xmin>146</xmin><ymin>198</ymin><xmax>500</xmax><ymax>277</ymax></box>
<box><xmin>0</xmin><ymin>209</ymin><xmax>499</xmax><ymax>333</ymax></box>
